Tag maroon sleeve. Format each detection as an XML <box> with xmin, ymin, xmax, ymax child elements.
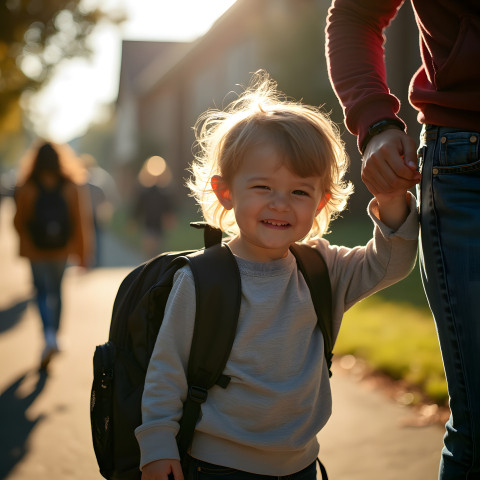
<box><xmin>325</xmin><ymin>0</ymin><xmax>407</xmax><ymax>151</ymax></box>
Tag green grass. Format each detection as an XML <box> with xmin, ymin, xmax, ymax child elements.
<box><xmin>325</xmin><ymin>213</ymin><xmax>448</xmax><ymax>404</ymax></box>
<box><xmin>335</xmin><ymin>297</ymin><xmax>447</xmax><ymax>403</ymax></box>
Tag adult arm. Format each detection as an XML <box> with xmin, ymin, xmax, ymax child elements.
<box><xmin>69</xmin><ymin>183</ymin><xmax>94</xmax><ymax>267</ymax></box>
<box><xmin>13</xmin><ymin>185</ymin><xmax>33</xmax><ymax>239</ymax></box>
<box><xmin>325</xmin><ymin>0</ymin><xmax>420</xmax><ymax>193</ymax></box>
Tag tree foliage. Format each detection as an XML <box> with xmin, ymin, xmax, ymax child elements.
<box><xmin>0</xmin><ymin>0</ymin><xmax>123</xmax><ymax>136</ymax></box>
<box><xmin>258</xmin><ymin>1</ymin><xmax>338</xmax><ymax>111</ymax></box>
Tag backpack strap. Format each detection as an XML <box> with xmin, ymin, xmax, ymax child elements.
<box><xmin>175</xmin><ymin>242</ymin><xmax>241</xmax><ymax>460</ymax></box>
<box><xmin>317</xmin><ymin>458</ymin><xmax>329</xmax><ymax>479</ymax></box>
<box><xmin>290</xmin><ymin>243</ymin><xmax>333</xmax><ymax>377</ymax></box>
<box><xmin>190</xmin><ymin>221</ymin><xmax>223</xmax><ymax>248</ymax></box>
<box><xmin>174</xmin><ymin>236</ymin><xmax>332</xmax><ymax>459</ymax></box>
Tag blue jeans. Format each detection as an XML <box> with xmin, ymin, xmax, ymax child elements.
<box><xmin>418</xmin><ymin>125</ymin><xmax>480</xmax><ymax>479</ymax></box>
<box><xmin>183</xmin><ymin>457</ymin><xmax>318</xmax><ymax>480</ymax></box>
<box><xmin>30</xmin><ymin>260</ymin><xmax>67</xmax><ymax>334</ymax></box>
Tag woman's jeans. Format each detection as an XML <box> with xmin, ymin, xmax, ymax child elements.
<box><xmin>183</xmin><ymin>456</ymin><xmax>318</xmax><ymax>480</ymax></box>
<box><xmin>418</xmin><ymin>125</ymin><xmax>480</xmax><ymax>479</ymax></box>
<box><xmin>30</xmin><ymin>259</ymin><xmax>67</xmax><ymax>336</ymax></box>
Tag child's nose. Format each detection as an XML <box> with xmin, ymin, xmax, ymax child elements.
<box><xmin>269</xmin><ymin>192</ymin><xmax>290</xmax><ymax>211</ymax></box>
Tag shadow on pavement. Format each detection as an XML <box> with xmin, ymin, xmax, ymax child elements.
<box><xmin>0</xmin><ymin>369</ymin><xmax>48</xmax><ymax>479</ymax></box>
<box><xmin>0</xmin><ymin>298</ymin><xmax>32</xmax><ymax>334</ymax></box>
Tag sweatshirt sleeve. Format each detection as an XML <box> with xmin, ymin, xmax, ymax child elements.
<box><xmin>134</xmin><ymin>266</ymin><xmax>196</xmax><ymax>468</ymax></box>
<box><xmin>325</xmin><ymin>0</ymin><xmax>407</xmax><ymax>151</ymax></box>
<box><xmin>310</xmin><ymin>192</ymin><xmax>418</xmax><ymax>340</ymax></box>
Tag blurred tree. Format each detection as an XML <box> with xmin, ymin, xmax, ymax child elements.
<box><xmin>0</xmin><ymin>0</ymin><xmax>124</xmax><ymax>140</ymax></box>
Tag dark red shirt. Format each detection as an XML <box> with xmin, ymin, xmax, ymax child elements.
<box><xmin>326</xmin><ymin>0</ymin><xmax>480</xmax><ymax>151</ymax></box>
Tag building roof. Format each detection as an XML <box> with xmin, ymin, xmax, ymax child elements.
<box><xmin>117</xmin><ymin>40</ymin><xmax>190</xmax><ymax>100</ymax></box>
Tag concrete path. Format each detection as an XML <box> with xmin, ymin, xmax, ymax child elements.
<box><xmin>0</xmin><ymin>197</ymin><xmax>445</xmax><ymax>480</ymax></box>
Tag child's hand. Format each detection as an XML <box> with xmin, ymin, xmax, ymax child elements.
<box><xmin>142</xmin><ymin>459</ymin><xmax>184</xmax><ymax>480</ymax></box>
<box><xmin>374</xmin><ymin>192</ymin><xmax>410</xmax><ymax>231</ymax></box>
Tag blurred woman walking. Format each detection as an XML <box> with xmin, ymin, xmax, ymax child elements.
<box><xmin>13</xmin><ymin>141</ymin><xmax>94</xmax><ymax>370</ymax></box>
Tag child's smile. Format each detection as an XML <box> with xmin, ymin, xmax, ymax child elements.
<box><xmin>261</xmin><ymin>219</ymin><xmax>291</xmax><ymax>229</ymax></box>
<box><xmin>214</xmin><ymin>142</ymin><xmax>326</xmax><ymax>262</ymax></box>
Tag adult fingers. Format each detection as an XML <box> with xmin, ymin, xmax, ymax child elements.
<box><xmin>361</xmin><ymin>150</ymin><xmax>410</xmax><ymax>194</ymax></box>
<box><xmin>362</xmin><ymin>130</ymin><xmax>420</xmax><ymax>194</ymax></box>
<box><xmin>400</xmin><ymin>134</ymin><xmax>419</xmax><ymax>171</ymax></box>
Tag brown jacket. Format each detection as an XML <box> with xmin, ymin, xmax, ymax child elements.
<box><xmin>13</xmin><ymin>180</ymin><xmax>94</xmax><ymax>267</ymax></box>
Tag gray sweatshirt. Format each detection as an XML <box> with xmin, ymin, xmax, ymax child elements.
<box><xmin>135</xmin><ymin>194</ymin><xmax>419</xmax><ymax>475</ymax></box>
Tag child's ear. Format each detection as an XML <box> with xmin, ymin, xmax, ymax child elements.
<box><xmin>211</xmin><ymin>175</ymin><xmax>233</xmax><ymax>210</ymax></box>
<box><xmin>316</xmin><ymin>192</ymin><xmax>331</xmax><ymax>214</ymax></box>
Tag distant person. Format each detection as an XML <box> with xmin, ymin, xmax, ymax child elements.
<box><xmin>81</xmin><ymin>153</ymin><xmax>117</xmax><ymax>267</ymax></box>
<box><xmin>134</xmin><ymin>72</ymin><xmax>419</xmax><ymax>480</ymax></box>
<box><xmin>132</xmin><ymin>156</ymin><xmax>176</xmax><ymax>258</ymax></box>
<box><xmin>13</xmin><ymin>141</ymin><xmax>94</xmax><ymax>370</ymax></box>
<box><xmin>326</xmin><ymin>1</ymin><xmax>480</xmax><ymax>476</ymax></box>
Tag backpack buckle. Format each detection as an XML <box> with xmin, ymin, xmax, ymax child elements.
<box><xmin>189</xmin><ymin>222</ymin><xmax>223</xmax><ymax>248</ymax></box>
<box><xmin>188</xmin><ymin>385</ymin><xmax>208</xmax><ymax>404</ymax></box>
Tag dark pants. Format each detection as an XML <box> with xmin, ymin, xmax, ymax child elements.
<box><xmin>182</xmin><ymin>456</ymin><xmax>324</xmax><ymax>480</ymax></box>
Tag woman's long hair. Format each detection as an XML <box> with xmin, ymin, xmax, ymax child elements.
<box><xmin>16</xmin><ymin>140</ymin><xmax>87</xmax><ymax>187</ymax></box>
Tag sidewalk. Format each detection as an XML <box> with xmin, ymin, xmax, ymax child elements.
<box><xmin>0</xmin><ymin>197</ymin><xmax>445</xmax><ymax>480</ymax></box>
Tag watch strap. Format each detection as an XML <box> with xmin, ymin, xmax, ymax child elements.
<box><xmin>360</xmin><ymin>118</ymin><xmax>405</xmax><ymax>154</ymax></box>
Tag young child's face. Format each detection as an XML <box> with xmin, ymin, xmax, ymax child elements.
<box><xmin>213</xmin><ymin>142</ymin><xmax>327</xmax><ymax>262</ymax></box>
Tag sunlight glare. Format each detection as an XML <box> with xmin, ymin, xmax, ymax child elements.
<box><xmin>120</xmin><ymin>0</ymin><xmax>238</xmax><ymax>41</ymax></box>
<box><xmin>146</xmin><ymin>156</ymin><xmax>167</xmax><ymax>177</ymax></box>
<box><xmin>138</xmin><ymin>156</ymin><xmax>172</xmax><ymax>188</ymax></box>
<box><xmin>27</xmin><ymin>0</ymin><xmax>238</xmax><ymax>143</ymax></box>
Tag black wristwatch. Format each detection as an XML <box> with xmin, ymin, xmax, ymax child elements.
<box><xmin>360</xmin><ymin>118</ymin><xmax>405</xmax><ymax>154</ymax></box>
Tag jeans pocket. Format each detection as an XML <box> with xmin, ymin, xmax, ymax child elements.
<box><xmin>435</xmin><ymin>131</ymin><xmax>480</xmax><ymax>172</ymax></box>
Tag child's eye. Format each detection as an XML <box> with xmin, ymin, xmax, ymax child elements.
<box><xmin>293</xmin><ymin>189</ymin><xmax>309</xmax><ymax>196</ymax></box>
<box><xmin>253</xmin><ymin>185</ymin><xmax>270</xmax><ymax>190</ymax></box>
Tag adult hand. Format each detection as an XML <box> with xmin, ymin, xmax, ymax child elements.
<box><xmin>361</xmin><ymin>128</ymin><xmax>421</xmax><ymax>198</ymax></box>
<box><xmin>142</xmin><ymin>459</ymin><xmax>184</xmax><ymax>480</ymax></box>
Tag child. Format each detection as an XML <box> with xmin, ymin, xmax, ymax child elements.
<box><xmin>135</xmin><ymin>72</ymin><xmax>418</xmax><ymax>480</ymax></box>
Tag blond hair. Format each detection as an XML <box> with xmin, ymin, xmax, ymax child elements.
<box><xmin>187</xmin><ymin>71</ymin><xmax>353</xmax><ymax>240</ymax></box>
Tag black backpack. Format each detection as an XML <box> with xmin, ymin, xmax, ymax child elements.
<box><xmin>90</xmin><ymin>223</ymin><xmax>332</xmax><ymax>480</ymax></box>
<box><xmin>28</xmin><ymin>182</ymin><xmax>72</xmax><ymax>249</ymax></box>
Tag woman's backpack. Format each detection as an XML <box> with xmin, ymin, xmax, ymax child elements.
<box><xmin>28</xmin><ymin>183</ymin><xmax>72</xmax><ymax>249</ymax></box>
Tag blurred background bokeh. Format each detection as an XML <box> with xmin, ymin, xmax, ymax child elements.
<box><xmin>2</xmin><ymin>0</ymin><xmax>446</xmax><ymax>405</ymax></box>
<box><xmin>0</xmin><ymin>0</ymin><xmax>421</xmax><ymax>244</ymax></box>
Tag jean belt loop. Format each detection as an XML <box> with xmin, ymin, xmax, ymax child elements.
<box><xmin>423</xmin><ymin>124</ymin><xmax>439</xmax><ymax>144</ymax></box>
